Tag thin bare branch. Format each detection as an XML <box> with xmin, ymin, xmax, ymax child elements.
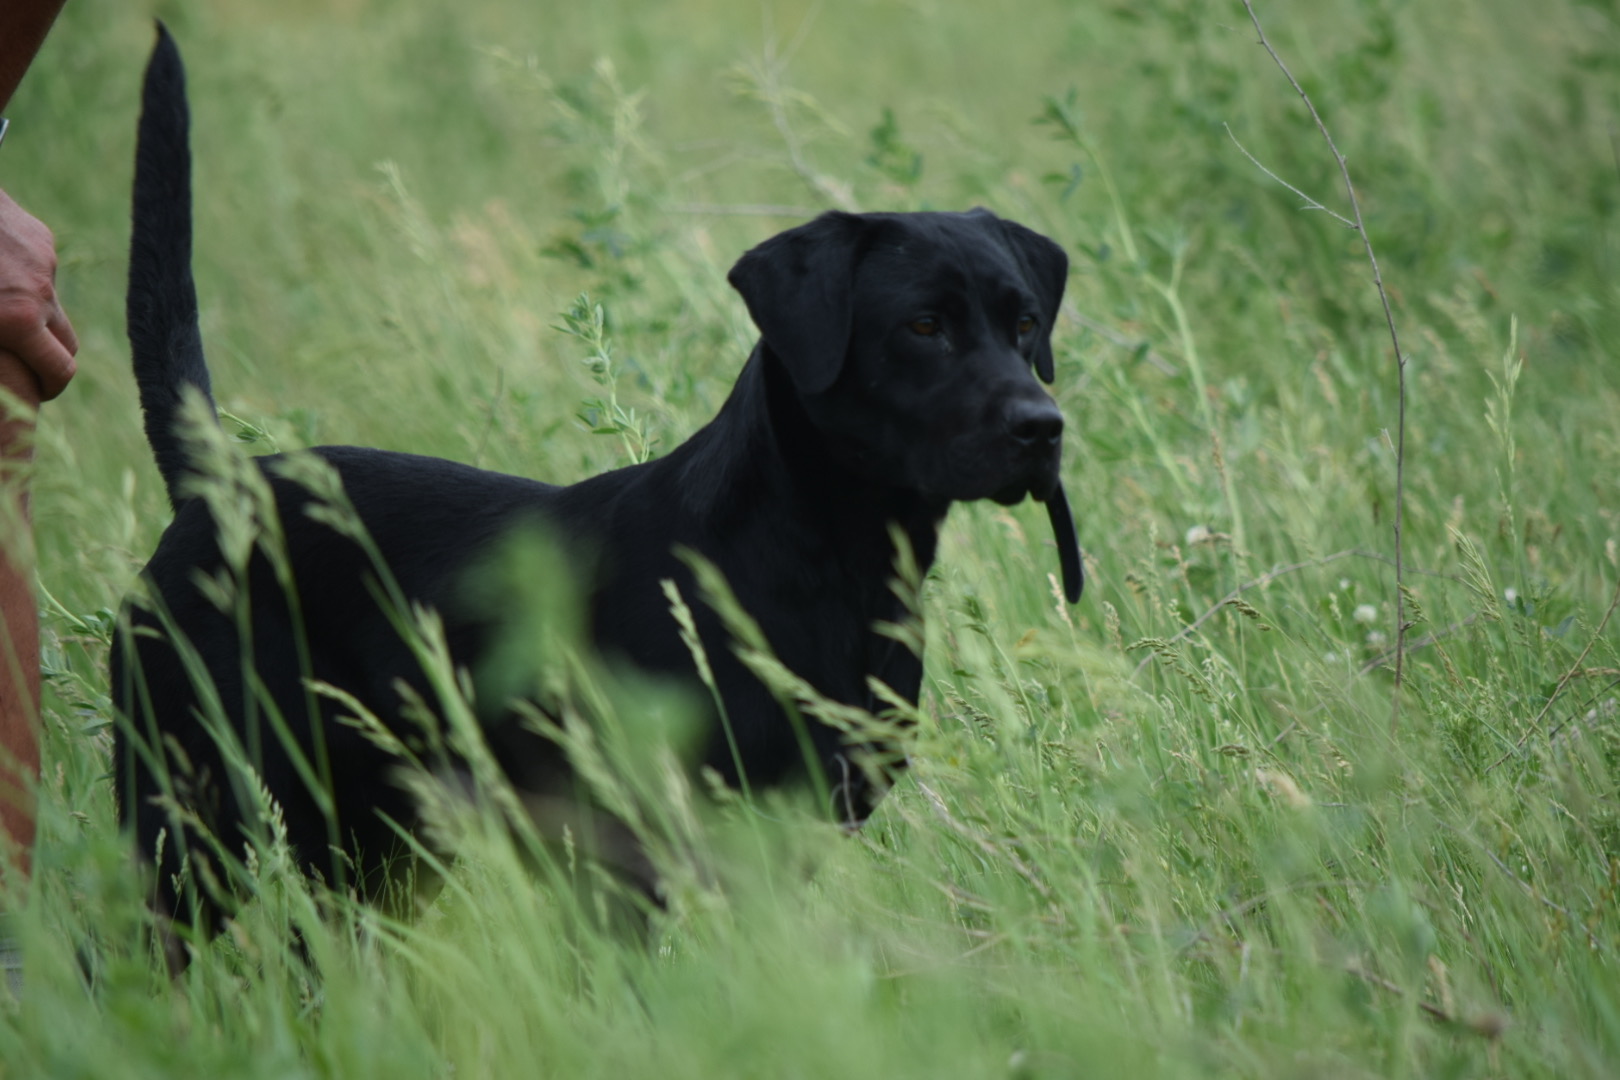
<box><xmin>749</xmin><ymin>27</ymin><xmax>858</xmax><ymax>212</ymax></box>
<box><xmin>1487</xmin><ymin>574</ymin><xmax>1620</xmax><ymax>772</ymax></box>
<box><xmin>1547</xmin><ymin>677</ymin><xmax>1620</xmax><ymax>744</ymax></box>
<box><xmin>1358</xmin><ymin>613</ymin><xmax>1482</xmax><ymax>676</ymax></box>
<box><xmin>1223</xmin><ymin>123</ymin><xmax>1357</xmax><ymax>229</ymax></box>
<box><xmin>1343</xmin><ymin>960</ymin><xmax>1457</xmax><ymax>1025</ymax></box>
<box><xmin>1456</xmin><ymin>827</ymin><xmax>1605</xmax><ymax>950</ymax></box>
<box><xmin>913</xmin><ymin>778</ymin><xmax>1056</xmax><ymax>904</ymax></box>
<box><xmin>1239</xmin><ymin>0</ymin><xmax>1412</xmax><ymax>725</ymax></box>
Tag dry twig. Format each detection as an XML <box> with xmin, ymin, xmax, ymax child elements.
<box><xmin>1342</xmin><ymin>960</ymin><xmax>1457</xmax><ymax>1025</ymax></box>
<box><xmin>1358</xmin><ymin>614</ymin><xmax>1482</xmax><ymax>676</ymax></box>
<box><xmin>1223</xmin><ymin>123</ymin><xmax>1356</xmax><ymax>229</ymax></box>
<box><xmin>913</xmin><ymin>778</ymin><xmax>1056</xmax><ymax>904</ymax></box>
<box><xmin>1238</xmin><ymin>1</ymin><xmax>1412</xmax><ymax>725</ymax></box>
<box><xmin>744</xmin><ymin>19</ymin><xmax>858</xmax><ymax>212</ymax></box>
<box><xmin>1487</xmin><ymin>574</ymin><xmax>1620</xmax><ymax>772</ymax></box>
<box><xmin>1547</xmin><ymin>676</ymin><xmax>1620</xmax><ymax>745</ymax></box>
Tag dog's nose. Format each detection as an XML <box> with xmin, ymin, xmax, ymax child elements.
<box><xmin>1007</xmin><ymin>399</ymin><xmax>1064</xmax><ymax>448</ymax></box>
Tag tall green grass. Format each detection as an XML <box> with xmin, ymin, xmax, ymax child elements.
<box><xmin>2</xmin><ymin>0</ymin><xmax>1618</xmax><ymax>1074</ymax></box>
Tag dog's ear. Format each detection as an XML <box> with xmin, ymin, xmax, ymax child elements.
<box><xmin>995</xmin><ymin>217</ymin><xmax>1069</xmax><ymax>385</ymax></box>
<box><xmin>728</xmin><ymin>211</ymin><xmax>869</xmax><ymax>395</ymax></box>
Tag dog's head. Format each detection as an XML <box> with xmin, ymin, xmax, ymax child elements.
<box><xmin>729</xmin><ymin>208</ymin><xmax>1084</xmax><ymax>599</ymax></box>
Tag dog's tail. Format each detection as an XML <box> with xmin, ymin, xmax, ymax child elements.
<box><xmin>127</xmin><ymin>23</ymin><xmax>216</xmax><ymax>510</ymax></box>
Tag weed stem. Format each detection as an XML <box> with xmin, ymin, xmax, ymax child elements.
<box><xmin>1239</xmin><ymin>0</ymin><xmax>1412</xmax><ymax>725</ymax></box>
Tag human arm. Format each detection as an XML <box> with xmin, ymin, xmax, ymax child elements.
<box><xmin>0</xmin><ymin>0</ymin><xmax>74</xmax><ymax>879</ymax></box>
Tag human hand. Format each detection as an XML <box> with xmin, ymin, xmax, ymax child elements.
<box><xmin>0</xmin><ymin>186</ymin><xmax>77</xmax><ymax>403</ymax></box>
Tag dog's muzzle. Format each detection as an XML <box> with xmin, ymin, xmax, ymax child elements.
<box><xmin>989</xmin><ymin>397</ymin><xmax>1064</xmax><ymax>505</ymax></box>
<box><xmin>999</xmin><ymin>396</ymin><xmax>1083</xmax><ymax>603</ymax></box>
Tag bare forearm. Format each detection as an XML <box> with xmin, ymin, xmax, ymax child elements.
<box><xmin>0</xmin><ymin>388</ymin><xmax>35</xmax><ymax>876</ymax></box>
<box><xmin>0</xmin><ymin>0</ymin><xmax>70</xmax><ymax>879</ymax></box>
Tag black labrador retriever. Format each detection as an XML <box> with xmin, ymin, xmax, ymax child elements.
<box><xmin>112</xmin><ymin>27</ymin><xmax>1083</xmax><ymax>932</ymax></box>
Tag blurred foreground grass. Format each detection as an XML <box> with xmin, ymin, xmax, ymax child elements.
<box><xmin>2</xmin><ymin>0</ymin><xmax>1619</xmax><ymax>1075</ymax></box>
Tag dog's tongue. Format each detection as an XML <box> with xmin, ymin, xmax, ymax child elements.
<box><xmin>1041</xmin><ymin>483</ymin><xmax>1084</xmax><ymax>603</ymax></box>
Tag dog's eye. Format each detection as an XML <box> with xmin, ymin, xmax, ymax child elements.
<box><xmin>909</xmin><ymin>317</ymin><xmax>941</xmax><ymax>337</ymax></box>
<box><xmin>1017</xmin><ymin>315</ymin><xmax>1038</xmax><ymax>336</ymax></box>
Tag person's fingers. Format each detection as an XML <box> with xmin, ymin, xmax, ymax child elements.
<box><xmin>0</xmin><ymin>292</ymin><xmax>76</xmax><ymax>402</ymax></box>
<box><xmin>0</xmin><ymin>190</ymin><xmax>78</xmax><ymax>400</ymax></box>
<box><xmin>0</xmin><ymin>322</ymin><xmax>66</xmax><ymax>405</ymax></box>
<box><xmin>46</xmin><ymin>300</ymin><xmax>77</xmax><ymax>355</ymax></box>
<box><xmin>38</xmin><ymin>302</ymin><xmax>77</xmax><ymax>401</ymax></box>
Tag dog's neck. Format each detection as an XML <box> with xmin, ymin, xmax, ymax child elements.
<box><xmin>676</xmin><ymin>345</ymin><xmax>947</xmax><ymax>580</ymax></box>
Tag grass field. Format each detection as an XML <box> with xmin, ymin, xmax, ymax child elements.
<box><xmin>3</xmin><ymin>0</ymin><xmax>1620</xmax><ymax>1074</ymax></box>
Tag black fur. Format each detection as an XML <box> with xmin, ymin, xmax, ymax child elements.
<box><xmin>127</xmin><ymin>25</ymin><xmax>210</xmax><ymax>507</ymax></box>
<box><xmin>112</xmin><ymin>26</ymin><xmax>1084</xmax><ymax>933</ymax></box>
